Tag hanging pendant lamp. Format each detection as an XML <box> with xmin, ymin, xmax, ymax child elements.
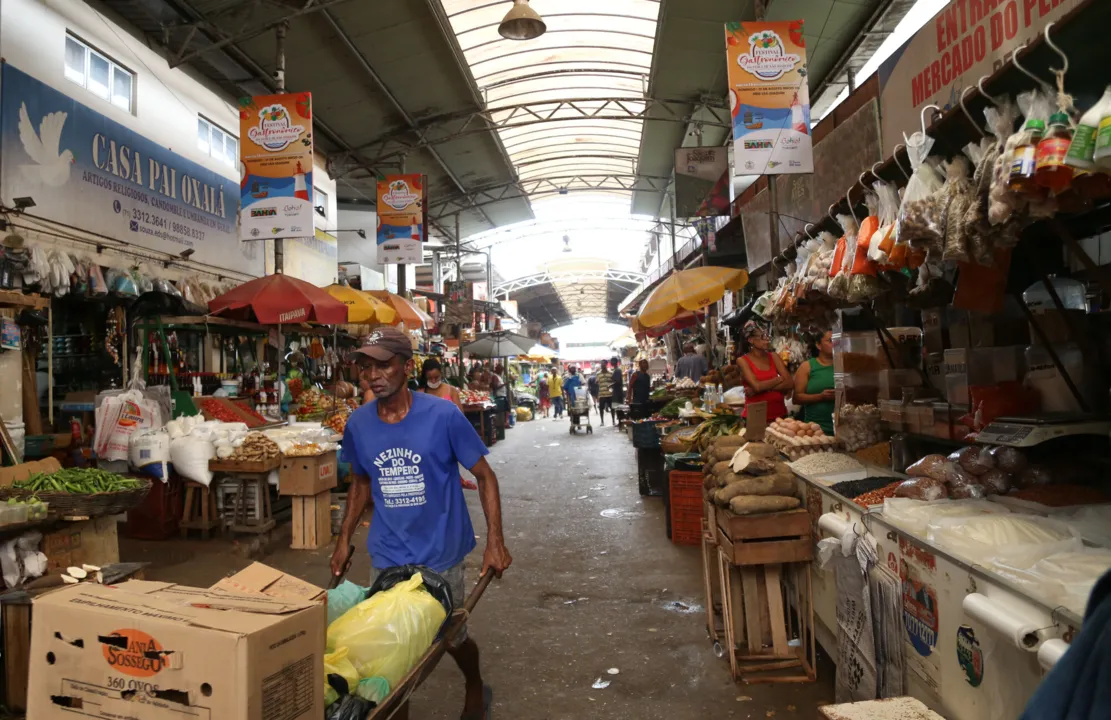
<box><xmin>498</xmin><ymin>0</ymin><xmax>546</xmax><ymax>41</ymax></box>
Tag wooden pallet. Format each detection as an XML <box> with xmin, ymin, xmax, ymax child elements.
<box><xmin>716</xmin><ymin>508</ymin><xmax>814</xmax><ymax>566</ymax></box>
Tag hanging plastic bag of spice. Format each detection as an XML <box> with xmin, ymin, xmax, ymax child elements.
<box><xmin>828</xmin><ymin>214</ymin><xmax>858</xmax><ymax>300</ymax></box>
<box><xmin>940</xmin><ymin>156</ymin><xmax>975</xmax><ymax>263</ymax></box>
<box><xmin>896</xmin><ymin>156</ymin><xmax>945</xmax><ymax>254</ymax></box>
<box><xmin>867</xmin><ymin>180</ymin><xmax>900</xmax><ymax>266</ymax></box>
<box><xmin>809</xmin><ymin>232</ymin><xmax>837</xmax><ymax>294</ymax></box>
<box><xmin>847</xmin><ymin>194</ymin><xmax>882</xmax><ymax>302</ymax></box>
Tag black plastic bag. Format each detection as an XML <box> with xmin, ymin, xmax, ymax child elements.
<box><xmin>325</xmin><ymin>693</ymin><xmax>375</xmax><ymax>720</ymax></box>
<box><xmin>369</xmin><ymin>565</ymin><xmax>455</xmax><ymax>615</ymax></box>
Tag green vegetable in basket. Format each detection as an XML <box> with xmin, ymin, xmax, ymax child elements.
<box><xmin>13</xmin><ymin>468</ymin><xmax>141</xmax><ymax>494</ymax></box>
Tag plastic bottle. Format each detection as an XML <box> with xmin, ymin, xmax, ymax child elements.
<box><xmin>1094</xmin><ymin>92</ymin><xmax>1111</xmax><ymax>166</ymax></box>
<box><xmin>1066</xmin><ymin>87</ymin><xmax>1111</xmax><ymax>170</ymax></box>
<box><xmin>1035</xmin><ymin>112</ymin><xmax>1075</xmax><ymax>192</ymax></box>
<box><xmin>1009</xmin><ymin>118</ymin><xmax>1045</xmax><ymax>194</ymax></box>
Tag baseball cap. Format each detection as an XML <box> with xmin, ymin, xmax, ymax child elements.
<box><xmin>350</xmin><ymin>327</ymin><xmax>413</xmax><ymax>363</ymax></box>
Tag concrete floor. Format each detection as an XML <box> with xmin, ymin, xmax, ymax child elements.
<box><xmin>121</xmin><ymin>413</ymin><xmax>835</xmax><ymax>719</ymax></box>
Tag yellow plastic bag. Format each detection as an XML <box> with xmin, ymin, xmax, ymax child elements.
<box><xmin>323</xmin><ymin>647</ymin><xmax>360</xmax><ymax>706</ymax></box>
<box><xmin>326</xmin><ymin>573</ymin><xmax>447</xmax><ymax>689</ymax></box>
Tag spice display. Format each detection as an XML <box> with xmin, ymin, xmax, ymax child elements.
<box><xmin>222</xmin><ymin>432</ymin><xmax>281</xmax><ymax>463</ymax></box>
<box><xmin>284</xmin><ymin>442</ymin><xmax>324</xmax><ymax>457</ymax></box>
<box><xmin>788</xmin><ymin>451</ymin><xmax>863</xmax><ymax>476</ymax></box>
<box><xmin>894</xmin><ymin>477</ymin><xmax>947</xmax><ymax>501</ymax></box>
<box><xmin>16</xmin><ymin>468</ymin><xmax>140</xmax><ymax>494</ymax></box>
<box><xmin>324</xmin><ymin>413</ymin><xmax>349</xmax><ymax>435</ymax></box>
<box><xmin>850</xmin><ymin>480</ymin><xmax>905</xmax><ymax>507</ymax></box>
<box><xmin>1008</xmin><ymin>484</ymin><xmax>1108</xmax><ymax>507</ymax></box>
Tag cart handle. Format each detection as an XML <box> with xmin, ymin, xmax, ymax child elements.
<box><xmin>466</xmin><ymin>570</ymin><xmax>495</xmax><ymax>613</ymax></box>
<box><xmin>328</xmin><ymin>545</ymin><xmax>355</xmax><ymax>589</ymax></box>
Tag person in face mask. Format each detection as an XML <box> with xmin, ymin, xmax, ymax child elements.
<box><xmin>420</xmin><ymin>357</ymin><xmax>477</xmax><ymax>490</ymax></box>
<box><xmin>420</xmin><ymin>357</ymin><xmax>463</xmax><ymax>410</ymax></box>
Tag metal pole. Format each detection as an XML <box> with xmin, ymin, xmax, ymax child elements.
<box><xmin>455</xmin><ymin>213</ymin><xmax>462</xmax><ymax>279</ymax></box>
<box><xmin>754</xmin><ymin>0</ymin><xmax>779</xmax><ymax>267</ymax></box>
<box><xmin>486</xmin><ymin>252</ymin><xmax>493</xmax><ymax>331</ymax></box>
<box><xmin>273</xmin><ymin>21</ymin><xmax>288</xmax><ymax>275</ymax></box>
<box><xmin>396</xmin><ymin>155</ymin><xmax>408</xmax><ymax>296</ymax></box>
<box><xmin>669</xmin><ymin>194</ymin><xmax>676</xmax><ymax>271</ymax></box>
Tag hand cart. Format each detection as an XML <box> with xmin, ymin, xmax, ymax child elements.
<box><xmin>329</xmin><ymin>547</ymin><xmax>494</xmax><ymax>720</ymax></box>
<box><xmin>568</xmin><ymin>396</ymin><xmax>592</xmax><ymax>434</ymax></box>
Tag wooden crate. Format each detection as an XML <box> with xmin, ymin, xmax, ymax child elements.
<box><xmin>2</xmin><ymin>602</ymin><xmax>30</xmax><ymax>712</ymax></box>
<box><xmin>717</xmin><ymin>554</ymin><xmax>817</xmax><ymax>685</ymax></box>
<box><xmin>209</xmin><ymin>456</ymin><xmax>281</xmax><ymax>473</ymax></box>
<box><xmin>291</xmin><ymin>490</ymin><xmax>332</xmax><ymax>550</ymax></box>
<box><xmin>716</xmin><ymin>508</ymin><xmax>813</xmax><ymax>566</ymax></box>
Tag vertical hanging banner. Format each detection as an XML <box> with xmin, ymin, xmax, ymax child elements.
<box><xmin>376</xmin><ymin>174</ymin><xmax>426</xmax><ymax>265</ymax></box>
<box><xmin>725</xmin><ymin>20</ymin><xmax>813</xmax><ymax>175</ymax></box>
<box><xmin>238</xmin><ymin>93</ymin><xmax>314</xmax><ymax>241</ymax></box>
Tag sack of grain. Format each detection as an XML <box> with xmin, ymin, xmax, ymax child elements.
<box><xmin>728</xmin><ymin>495</ymin><xmax>801</xmax><ymax>515</ymax></box>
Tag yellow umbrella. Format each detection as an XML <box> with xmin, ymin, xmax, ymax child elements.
<box><xmin>636</xmin><ymin>267</ymin><xmax>748</xmax><ymax>329</ymax></box>
<box><xmin>323</xmin><ymin>284</ymin><xmax>397</xmax><ymax>324</ymax></box>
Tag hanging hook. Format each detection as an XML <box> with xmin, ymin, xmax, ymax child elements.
<box><xmin>977</xmin><ymin>76</ymin><xmax>1001</xmax><ymax>107</ymax></box>
<box><xmin>871</xmin><ymin>160</ymin><xmax>883</xmax><ymax>177</ymax></box>
<box><xmin>828</xmin><ymin>203</ymin><xmax>840</xmax><ymax>224</ymax></box>
<box><xmin>804</xmin><ymin>223</ymin><xmax>817</xmax><ymax>240</ymax></box>
<box><xmin>892</xmin><ymin>144</ymin><xmax>911</xmax><ymax>180</ymax></box>
<box><xmin>846</xmin><ymin>185</ymin><xmax>859</xmax><ymax>224</ymax></box>
<box><xmin>959</xmin><ymin>86</ymin><xmax>986</xmax><ymax>136</ymax></box>
<box><xmin>1044</xmin><ymin>21</ymin><xmax>1068</xmax><ymax>77</ymax></box>
<box><xmin>920</xmin><ymin>104</ymin><xmax>941</xmax><ymax>135</ymax></box>
<box><xmin>1011</xmin><ymin>42</ymin><xmax>1053</xmax><ymax>92</ymax></box>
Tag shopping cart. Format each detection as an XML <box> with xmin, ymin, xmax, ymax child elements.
<box><xmin>328</xmin><ymin>546</ymin><xmax>493</xmax><ymax>720</ymax></box>
<box><xmin>568</xmin><ymin>395</ymin><xmax>592</xmax><ymax>435</ymax></box>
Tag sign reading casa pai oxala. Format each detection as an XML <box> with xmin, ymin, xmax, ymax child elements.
<box><xmin>0</xmin><ymin>65</ymin><xmax>259</xmax><ymax>275</ymax></box>
<box><xmin>725</xmin><ymin>20</ymin><xmax>813</xmax><ymax>175</ymax></box>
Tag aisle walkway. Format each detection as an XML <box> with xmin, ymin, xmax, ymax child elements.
<box><xmin>122</xmin><ymin>414</ymin><xmax>835</xmax><ymax>718</ymax></box>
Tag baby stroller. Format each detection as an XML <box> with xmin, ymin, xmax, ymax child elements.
<box><xmin>568</xmin><ymin>394</ymin><xmax>592</xmax><ymax>434</ymax></box>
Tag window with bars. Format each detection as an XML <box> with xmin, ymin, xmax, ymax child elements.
<box><xmin>64</xmin><ymin>34</ymin><xmax>134</xmax><ymax>113</ymax></box>
<box><xmin>197</xmin><ymin>116</ymin><xmax>238</xmax><ymax>169</ymax></box>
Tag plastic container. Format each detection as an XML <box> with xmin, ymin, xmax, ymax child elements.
<box><xmin>1010</xmin><ymin>118</ymin><xmax>1045</xmax><ymax>195</ymax></box>
<box><xmin>833</xmin><ymin>332</ymin><xmax>889</xmax><ymax>373</ymax></box>
<box><xmin>834</xmin><ymin>372</ymin><xmax>880</xmax><ymax>405</ymax></box>
<box><xmin>1024</xmin><ymin>343</ymin><xmax>1090</xmax><ymax>414</ymax></box>
<box><xmin>1036</xmin><ymin>111</ymin><xmax>1074</xmax><ymax>192</ymax></box>
<box><xmin>1022</xmin><ymin>275</ymin><xmax>1087</xmax><ymax>312</ymax></box>
<box><xmin>878</xmin><ymin>369</ymin><xmax>922</xmax><ymax>400</ymax></box>
<box><xmin>945</xmin><ymin>373</ymin><xmax>969</xmax><ymax>406</ymax></box>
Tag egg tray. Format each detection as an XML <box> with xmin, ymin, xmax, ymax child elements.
<box><xmin>764</xmin><ymin>429</ymin><xmax>842</xmax><ymax>461</ymax></box>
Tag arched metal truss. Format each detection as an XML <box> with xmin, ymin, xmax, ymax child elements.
<box><xmin>429</xmin><ymin>174</ymin><xmax>671</xmax><ymax>220</ymax></box>
<box><xmin>494</xmin><ymin>269</ymin><xmax>645</xmax><ymax>297</ymax></box>
<box><xmin>333</xmin><ymin>96</ymin><xmax>730</xmax><ymax>169</ymax></box>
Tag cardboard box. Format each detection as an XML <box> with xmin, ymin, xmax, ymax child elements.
<box><xmin>28</xmin><ymin>578</ymin><xmax>325</xmax><ymax>720</ymax></box>
<box><xmin>42</xmin><ymin>517</ymin><xmax>119</xmax><ymax>573</ymax></box>
<box><xmin>0</xmin><ymin>457</ymin><xmax>61</xmax><ymax>487</ymax></box>
<box><xmin>279</xmin><ymin>450</ymin><xmax>337</xmax><ymax>496</ymax></box>
<box><xmin>210</xmin><ymin>562</ymin><xmax>325</xmax><ymax>603</ymax></box>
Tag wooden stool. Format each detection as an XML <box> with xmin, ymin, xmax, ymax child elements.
<box><xmin>180</xmin><ymin>481</ymin><xmax>221</xmax><ymax>539</ymax></box>
<box><xmin>226</xmin><ymin>472</ymin><xmax>275</xmax><ymax>535</ymax></box>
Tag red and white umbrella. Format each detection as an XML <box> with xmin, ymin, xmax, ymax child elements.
<box><xmin>208</xmin><ymin>274</ymin><xmax>348</xmax><ymax>325</ymax></box>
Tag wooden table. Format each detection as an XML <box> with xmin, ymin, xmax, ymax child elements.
<box><xmin>208</xmin><ymin>457</ymin><xmax>280</xmax><ymax>535</ymax></box>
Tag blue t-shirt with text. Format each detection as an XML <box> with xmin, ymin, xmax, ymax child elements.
<box><xmin>342</xmin><ymin>393</ymin><xmax>488</xmax><ymax>572</ymax></box>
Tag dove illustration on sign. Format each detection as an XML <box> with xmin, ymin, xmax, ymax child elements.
<box><xmin>18</xmin><ymin>102</ymin><xmax>74</xmax><ymax>187</ymax></box>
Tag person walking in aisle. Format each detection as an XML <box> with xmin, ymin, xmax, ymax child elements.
<box><xmin>675</xmin><ymin>343</ymin><xmax>708</xmax><ymax>382</ymax></box>
<box><xmin>587</xmin><ymin>371</ymin><xmax>600</xmax><ymax>412</ymax></box>
<box><xmin>610</xmin><ymin>356</ymin><xmax>625</xmax><ymax>405</ymax></box>
<box><xmin>793</xmin><ymin>330</ymin><xmax>836</xmax><ymax>435</ymax></box>
<box><xmin>563</xmin><ymin>366</ymin><xmax>583</xmax><ymax>406</ymax></box>
<box><xmin>333</xmin><ymin>327</ymin><xmax>511</xmax><ymax>720</ymax></box>
<box><xmin>537</xmin><ymin>371</ymin><xmax>551</xmax><ymax>418</ymax></box>
<box><xmin>737</xmin><ymin>320</ymin><xmax>791</xmax><ymax>422</ymax></box>
<box><xmin>548</xmin><ymin>367</ymin><xmax>564</xmax><ymax>418</ymax></box>
<box><xmin>628</xmin><ymin>358</ymin><xmax>652</xmax><ymax>420</ymax></box>
<box><xmin>596</xmin><ymin>359</ymin><xmax>614</xmax><ymax>426</ymax></box>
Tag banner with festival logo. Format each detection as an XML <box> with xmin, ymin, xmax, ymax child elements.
<box><xmin>725</xmin><ymin>20</ymin><xmax>813</xmax><ymax>175</ymax></box>
<box><xmin>238</xmin><ymin>92</ymin><xmax>314</xmax><ymax>241</ymax></box>
<box><xmin>376</xmin><ymin>174</ymin><xmax>426</xmax><ymax>265</ymax></box>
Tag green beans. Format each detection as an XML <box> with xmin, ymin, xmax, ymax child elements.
<box><xmin>13</xmin><ymin>468</ymin><xmax>141</xmax><ymax>494</ymax></box>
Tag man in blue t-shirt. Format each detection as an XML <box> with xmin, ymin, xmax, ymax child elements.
<box><xmin>562</xmin><ymin>365</ymin><xmax>583</xmax><ymax>405</ymax></box>
<box><xmin>332</xmin><ymin>327</ymin><xmax>511</xmax><ymax>719</ymax></box>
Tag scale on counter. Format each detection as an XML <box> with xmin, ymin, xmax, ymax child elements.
<box><xmin>975</xmin><ymin>413</ymin><xmax>1111</xmax><ymax>447</ymax></box>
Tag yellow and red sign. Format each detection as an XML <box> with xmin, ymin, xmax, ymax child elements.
<box><xmin>376</xmin><ymin>174</ymin><xmax>426</xmax><ymax>265</ymax></box>
<box><xmin>725</xmin><ymin>21</ymin><xmax>812</xmax><ymax>175</ymax></box>
<box><xmin>238</xmin><ymin>92</ymin><xmax>314</xmax><ymax>241</ymax></box>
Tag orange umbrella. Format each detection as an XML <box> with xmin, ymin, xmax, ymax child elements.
<box><xmin>637</xmin><ymin>267</ymin><xmax>748</xmax><ymax>329</ymax></box>
<box><xmin>365</xmin><ymin>291</ymin><xmax>434</xmax><ymax>330</ymax></box>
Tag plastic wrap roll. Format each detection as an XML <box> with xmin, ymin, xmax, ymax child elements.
<box><xmin>1037</xmin><ymin>638</ymin><xmax>1069</xmax><ymax>670</ymax></box>
<box><xmin>962</xmin><ymin>592</ymin><xmax>1045</xmax><ymax>651</ymax></box>
<box><xmin>818</xmin><ymin>512</ymin><xmax>849</xmax><ymax>538</ymax></box>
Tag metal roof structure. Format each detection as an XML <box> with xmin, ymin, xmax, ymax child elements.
<box><xmin>497</xmin><ymin>267</ymin><xmax>644</xmax><ymax>328</ymax></box>
<box><xmin>100</xmin><ymin>0</ymin><xmax>918</xmax><ymax>328</ymax></box>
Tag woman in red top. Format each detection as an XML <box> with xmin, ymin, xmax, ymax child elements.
<box><xmin>737</xmin><ymin>320</ymin><xmax>792</xmax><ymax>421</ymax></box>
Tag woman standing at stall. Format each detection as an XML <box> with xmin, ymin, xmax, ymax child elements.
<box><xmin>419</xmin><ymin>357</ymin><xmax>463</xmax><ymax>409</ymax></box>
<box><xmin>737</xmin><ymin>320</ymin><xmax>791</xmax><ymax>422</ymax></box>
<box><xmin>793</xmin><ymin>330</ymin><xmax>836</xmax><ymax>435</ymax></box>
